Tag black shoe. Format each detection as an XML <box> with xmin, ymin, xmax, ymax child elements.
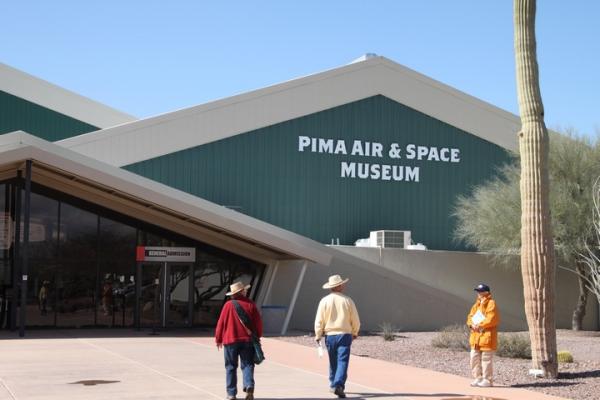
<box><xmin>334</xmin><ymin>386</ymin><xmax>346</xmax><ymax>398</ymax></box>
<box><xmin>244</xmin><ymin>387</ymin><xmax>254</xmax><ymax>400</ymax></box>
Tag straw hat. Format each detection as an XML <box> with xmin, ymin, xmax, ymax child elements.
<box><xmin>226</xmin><ymin>281</ymin><xmax>251</xmax><ymax>296</ymax></box>
<box><xmin>322</xmin><ymin>274</ymin><xmax>349</xmax><ymax>289</ymax></box>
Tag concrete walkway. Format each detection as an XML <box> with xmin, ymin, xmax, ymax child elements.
<box><xmin>0</xmin><ymin>330</ymin><xmax>565</xmax><ymax>400</ymax></box>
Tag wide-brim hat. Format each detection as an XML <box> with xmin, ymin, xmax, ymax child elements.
<box><xmin>226</xmin><ymin>281</ymin><xmax>251</xmax><ymax>296</ymax></box>
<box><xmin>322</xmin><ymin>274</ymin><xmax>349</xmax><ymax>289</ymax></box>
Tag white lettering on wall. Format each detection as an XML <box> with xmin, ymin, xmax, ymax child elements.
<box><xmin>341</xmin><ymin>162</ymin><xmax>356</xmax><ymax>178</ymax></box>
<box><xmin>451</xmin><ymin>148</ymin><xmax>461</xmax><ymax>162</ymax></box>
<box><xmin>350</xmin><ymin>140</ymin><xmax>384</xmax><ymax>157</ymax></box>
<box><xmin>302</xmin><ymin>136</ymin><xmax>458</xmax><ymax>183</ymax></box>
<box><xmin>319</xmin><ymin>139</ymin><xmax>334</xmax><ymax>153</ymax></box>
<box><xmin>334</xmin><ymin>140</ymin><xmax>347</xmax><ymax>154</ymax></box>
<box><xmin>340</xmin><ymin>162</ymin><xmax>420</xmax><ymax>182</ymax></box>
<box><xmin>404</xmin><ymin>144</ymin><xmax>459</xmax><ymax>162</ymax></box>
<box><xmin>298</xmin><ymin>136</ymin><xmax>311</xmax><ymax>151</ymax></box>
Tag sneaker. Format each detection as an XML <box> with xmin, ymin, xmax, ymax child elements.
<box><xmin>334</xmin><ymin>386</ymin><xmax>347</xmax><ymax>398</ymax></box>
<box><xmin>329</xmin><ymin>387</ymin><xmax>336</xmax><ymax>393</ymax></box>
<box><xmin>477</xmin><ymin>379</ymin><xmax>493</xmax><ymax>387</ymax></box>
<box><xmin>470</xmin><ymin>378</ymin><xmax>482</xmax><ymax>387</ymax></box>
<box><xmin>226</xmin><ymin>396</ymin><xmax>236</xmax><ymax>400</ymax></box>
<box><xmin>245</xmin><ymin>387</ymin><xmax>254</xmax><ymax>400</ymax></box>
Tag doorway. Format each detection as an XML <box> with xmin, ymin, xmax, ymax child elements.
<box><xmin>137</xmin><ymin>262</ymin><xmax>193</xmax><ymax>329</ymax></box>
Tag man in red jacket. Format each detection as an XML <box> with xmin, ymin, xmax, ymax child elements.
<box><xmin>215</xmin><ymin>281</ymin><xmax>263</xmax><ymax>400</ymax></box>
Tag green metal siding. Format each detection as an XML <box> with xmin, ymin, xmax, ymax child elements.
<box><xmin>0</xmin><ymin>90</ymin><xmax>99</xmax><ymax>140</ymax></box>
<box><xmin>126</xmin><ymin>95</ymin><xmax>510</xmax><ymax>250</ymax></box>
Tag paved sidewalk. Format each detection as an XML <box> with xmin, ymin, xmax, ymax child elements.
<box><xmin>0</xmin><ymin>330</ymin><xmax>565</xmax><ymax>400</ymax></box>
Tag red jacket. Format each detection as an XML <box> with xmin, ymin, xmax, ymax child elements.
<box><xmin>215</xmin><ymin>296</ymin><xmax>263</xmax><ymax>345</ymax></box>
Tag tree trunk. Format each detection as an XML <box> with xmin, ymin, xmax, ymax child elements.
<box><xmin>514</xmin><ymin>0</ymin><xmax>558</xmax><ymax>378</ymax></box>
<box><xmin>571</xmin><ymin>262</ymin><xmax>589</xmax><ymax>331</ymax></box>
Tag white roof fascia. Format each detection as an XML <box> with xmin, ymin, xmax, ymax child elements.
<box><xmin>376</xmin><ymin>59</ymin><xmax>520</xmax><ymax>151</ymax></box>
<box><xmin>58</xmin><ymin>56</ymin><xmax>520</xmax><ymax>167</ymax></box>
<box><xmin>0</xmin><ymin>63</ymin><xmax>136</xmax><ymax>129</ymax></box>
<box><xmin>0</xmin><ymin>131</ymin><xmax>333</xmax><ymax>266</ymax></box>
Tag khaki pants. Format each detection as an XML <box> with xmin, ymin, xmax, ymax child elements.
<box><xmin>470</xmin><ymin>349</ymin><xmax>494</xmax><ymax>382</ymax></box>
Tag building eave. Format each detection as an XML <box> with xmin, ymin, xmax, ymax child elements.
<box><xmin>0</xmin><ymin>131</ymin><xmax>333</xmax><ymax>266</ymax></box>
<box><xmin>57</xmin><ymin>56</ymin><xmax>521</xmax><ymax>167</ymax></box>
<box><xmin>0</xmin><ymin>63</ymin><xmax>136</xmax><ymax>129</ymax></box>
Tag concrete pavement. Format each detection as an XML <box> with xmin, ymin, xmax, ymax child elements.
<box><xmin>0</xmin><ymin>330</ymin><xmax>566</xmax><ymax>400</ymax></box>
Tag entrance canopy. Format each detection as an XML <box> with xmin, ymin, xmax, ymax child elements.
<box><xmin>0</xmin><ymin>131</ymin><xmax>332</xmax><ymax>265</ymax></box>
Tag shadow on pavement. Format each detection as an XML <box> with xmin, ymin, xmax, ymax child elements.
<box><xmin>0</xmin><ymin>328</ymin><xmax>214</xmax><ymax>340</ymax></box>
<box><xmin>507</xmin><ymin>370</ymin><xmax>600</xmax><ymax>389</ymax></box>
<box><xmin>258</xmin><ymin>394</ymin><xmax>469</xmax><ymax>400</ymax></box>
<box><xmin>558</xmin><ymin>369</ymin><xmax>600</xmax><ymax>379</ymax></box>
<box><xmin>348</xmin><ymin>394</ymin><xmax>486</xmax><ymax>399</ymax></box>
<box><xmin>510</xmin><ymin>381</ymin><xmax>578</xmax><ymax>388</ymax></box>
<box><xmin>508</xmin><ymin>368</ymin><xmax>600</xmax><ymax>388</ymax></box>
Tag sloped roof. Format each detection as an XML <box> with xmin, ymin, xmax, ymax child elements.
<box><xmin>57</xmin><ymin>56</ymin><xmax>520</xmax><ymax>167</ymax></box>
<box><xmin>0</xmin><ymin>63</ymin><xmax>136</xmax><ymax>129</ymax></box>
<box><xmin>0</xmin><ymin>131</ymin><xmax>332</xmax><ymax>266</ymax></box>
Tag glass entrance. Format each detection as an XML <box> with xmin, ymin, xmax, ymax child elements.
<box><xmin>137</xmin><ymin>262</ymin><xmax>192</xmax><ymax>329</ymax></box>
<box><xmin>0</xmin><ymin>181</ymin><xmax>266</xmax><ymax>331</ymax></box>
<box><xmin>166</xmin><ymin>264</ymin><xmax>192</xmax><ymax>327</ymax></box>
<box><xmin>138</xmin><ymin>262</ymin><xmax>163</xmax><ymax>328</ymax></box>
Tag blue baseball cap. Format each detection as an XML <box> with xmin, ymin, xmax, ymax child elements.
<box><xmin>474</xmin><ymin>283</ymin><xmax>491</xmax><ymax>292</ymax></box>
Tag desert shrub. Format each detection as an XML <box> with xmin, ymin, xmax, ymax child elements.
<box><xmin>557</xmin><ymin>350</ymin><xmax>574</xmax><ymax>363</ymax></box>
<box><xmin>379</xmin><ymin>322</ymin><xmax>395</xmax><ymax>341</ymax></box>
<box><xmin>431</xmin><ymin>324</ymin><xmax>469</xmax><ymax>350</ymax></box>
<box><xmin>497</xmin><ymin>333</ymin><xmax>531</xmax><ymax>359</ymax></box>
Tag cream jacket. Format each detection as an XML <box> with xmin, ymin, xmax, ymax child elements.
<box><xmin>314</xmin><ymin>292</ymin><xmax>360</xmax><ymax>339</ymax></box>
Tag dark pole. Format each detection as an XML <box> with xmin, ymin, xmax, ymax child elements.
<box><xmin>150</xmin><ymin>267</ymin><xmax>160</xmax><ymax>336</ymax></box>
<box><xmin>0</xmin><ymin>184</ymin><xmax>9</xmax><ymax>328</ymax></box>
<box><xmin>19</xmin><ymin>160</ymin><xmax>32</xmax><ymax>338</ymax></box>
<box><xmin>54</xmin><ymin>202</ymin><xmax>61</xmax><ymax>327</ymax></box>
<box><xmin>188</xmin><ymin>263</ymin><xmax>194</xmax><ymax>327</ymax></box>
<box><xmin>135</xmin><ymin>261</ymin><xmax>141</xmax><ymax>330</ymax></box>
<box><xmin>11</xmin><ymin>176</ymin><xmax>22</xmax><ymax>331</ymax></box>
<box><xmin>95</xmin><ymin>216</ymin><xmax>100</xmax><ymax>327</ymax></box>
<box><xmin>134</xmin><ymin>230</ymin><xmax>141</xmax><ymax>330</ymax></box>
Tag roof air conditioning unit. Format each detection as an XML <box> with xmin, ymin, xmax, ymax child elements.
<box><xmin>369</xmin><ymin>230</ymin><xmax>411</xmax><ymax>249</ymax></box>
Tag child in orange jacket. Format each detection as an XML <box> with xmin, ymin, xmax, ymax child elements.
<box><xmin>466</xmin><ymin>283</ymin><xmax>499</xmax><ymax>387</ymax></box>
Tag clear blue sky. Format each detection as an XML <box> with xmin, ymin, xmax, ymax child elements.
<box><xmin>1</xmin><ymin>1</ymin><xmax>598</xmax><ymax>135</ymax></box>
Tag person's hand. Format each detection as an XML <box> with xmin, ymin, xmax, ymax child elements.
<box><xmin>216</xmin><ymin>343</ymin><xmax>223</xmax><ymax>351</ymax></box>
<box><xmin>315</xmin><ymin>337</ymin><xmax>321</xmax><ymax>344</ymax></box>
<box><xmin>352</xmin><ymin>335</ymin><xmax>358</xmax><ymax>340</ymax></box>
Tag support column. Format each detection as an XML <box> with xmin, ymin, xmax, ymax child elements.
<box><xmin>261</xmin><ymin>261</ymin><xmax>279</xmax><ymax>306</ymax></box>
<box><xmin>280</xmin><ymin>261</ymin><xmax>307</xmax><ymax>335</ymax></box>
<box><xmin>19</xmin><ymin>160</ymin><xmax>32</xmax><ymax>338</ymax></box>
<box><xmin>162</xmin><ymin>261</ymin><xmax>167</xmax><ymax>328</ymax></box>
<box><xmin>10</xmin><ymin>176</ymin><xmax>22</xmax><ymax>331</ymax></box>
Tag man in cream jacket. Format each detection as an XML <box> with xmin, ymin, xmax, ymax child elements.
<box><xmin>314</xmin><ymin>275</ymin><xmax>361</xmax><ymax>399</ymax></box>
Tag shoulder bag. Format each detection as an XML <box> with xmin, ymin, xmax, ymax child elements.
<box><xmin>232</xmin><ymin>300</ymin><xmax>265</xmax><ymax>365</ymax></box>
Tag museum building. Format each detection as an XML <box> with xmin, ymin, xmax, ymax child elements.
<box><xmin>1</xmin><ymin>55</ymin><xmax>597</xmax><ymax>334</ymax></box>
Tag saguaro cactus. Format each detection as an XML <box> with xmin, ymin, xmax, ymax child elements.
<box><xmin>514</xmin><ymin>0</ymin><xmax>558</xmax><ymax>378</ymax></box>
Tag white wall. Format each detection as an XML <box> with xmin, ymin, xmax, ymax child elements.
<box><xmin>266</xmin><ymin>247</ymin><xmax>599</xmax><ymax>333</ymax></box>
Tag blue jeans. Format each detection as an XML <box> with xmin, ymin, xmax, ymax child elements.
<box><xmin>325</xmin><ymin>334</ymin><xmax>353</xmax><ymax>390</ymax></box>
<box><xmin>224</xmin><ymin>341</ymin><xmax>255</xmax><ymax>396</ymax></box>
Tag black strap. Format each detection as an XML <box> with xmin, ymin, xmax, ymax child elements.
<box><xmin>232</xmin><ymin>300</ymin><xmax>256</xmax><ymax>336</ymax></box>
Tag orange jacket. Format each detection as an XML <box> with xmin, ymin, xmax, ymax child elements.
<box><xmin>466</xmin><ymin>294</ymin><xmax>499</xmax><ymax>351</ymax></box>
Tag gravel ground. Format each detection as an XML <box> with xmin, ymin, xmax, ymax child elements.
<box><xmin>278</xmin><ymin>329</ymin><xmax>600</xmax><ymax>400</ymax></box>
